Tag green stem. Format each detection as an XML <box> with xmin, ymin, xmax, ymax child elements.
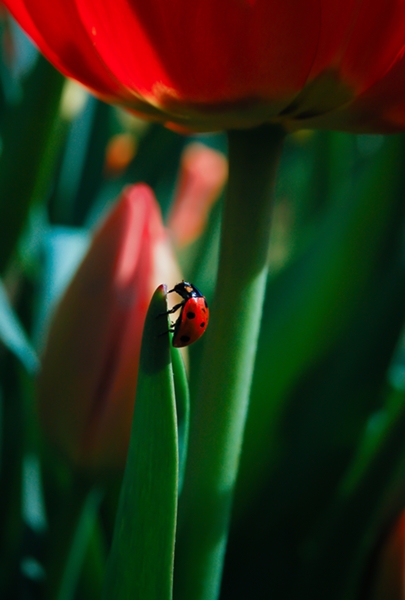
<box><xmin>174</xmin><ymin>124</ymin><xmax>286</xmax><ymax>600</ymax></box>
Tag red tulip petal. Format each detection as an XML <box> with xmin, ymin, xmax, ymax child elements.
<box><xmin>337</xmin><ymin>0</ymin><xmax>405</xmax><ymax>93</ymax></box>
<box><xmin>290</xmin><ymin>46</ymin><xmax>405</xmax><ymax>134</ymax></box>
<box><xmin>308</xmin><ymin>0</ymin><xmax>362</xmax><ymax>78</ymax></box>
<box><xmin>284</xmin><ymin>0</ymin><xmax>362</xmax><ymax>118</ymax></box>
<box><xmin>75</xmin><ymin>0</ymin><xmax>322</xmax><ymax>114</ymax></box>
<box><xmin>4</xmin><ymin>0</ymin><xmax>132</xmax><ymax>101</ymax></box>
<box><xmin>344</xmin><ymin>50</ymin><xmax>405</xmax><ymax>132</ymax></box>
<box><xmin>300</xmin><ymin>0</ymin><xmax>405</xmax><ymax>94</ymax></box>
<box><xmin>7</xmin><ymin>0</ymin><xmax>405</xmax><ymax>132</ymax></box>
<box><xmin>279</xmin><ymin>0</ymin><xmax>405</xmax><ymax>122</ymax></box>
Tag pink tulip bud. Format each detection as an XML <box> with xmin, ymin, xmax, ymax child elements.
<box><xmin>168</xmin><ymin>143</ymin><xmax>228</xmax><ymax>248</ymax></box>
<box><xmin>37</xmin><ymin>184</ymin><xmax>182</xmax><ymax>472</ymax></box>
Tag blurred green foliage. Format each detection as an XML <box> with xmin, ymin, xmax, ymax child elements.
<box><xmin>1</xmin><ymin>16</ymin><xmax>405</xmax><ymax>600</ymax></box>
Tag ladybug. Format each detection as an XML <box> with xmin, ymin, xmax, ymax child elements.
<box><xmin>164</xmin><ymin>281</ymin><xmax>209</xmax><ymax>348</ymax></box>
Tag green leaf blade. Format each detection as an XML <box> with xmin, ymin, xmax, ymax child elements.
<box><xmin>102</xmin><ymin>285</ymin><xmax>178</xmax><ymax>600</ymax></box>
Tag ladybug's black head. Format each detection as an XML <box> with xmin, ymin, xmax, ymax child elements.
<box><xmin>168</xmin><ymin>280</ymin><xmax>203</xmax><ymax>300</ymax></box>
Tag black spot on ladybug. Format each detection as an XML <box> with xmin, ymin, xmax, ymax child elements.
<box><xmin>200</xmin><ymin>322</ymin><xmax>206</xmax><ymax>328</ymax></box>
<box><xmin>180</xmin><ymin>335</ymin><xmax>191</xmax><ymax>343</ymax></box>
<box><xmin>187</xmin><ymin>311</ymin><xmax>196</xmax><ymax>319</ymax></box>
<box><xmin>204</xmin><ymin>299</ymin><xmax>208</xmax><ymax>308</ymax></box>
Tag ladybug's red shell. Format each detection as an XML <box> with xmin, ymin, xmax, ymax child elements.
<box><xmin>166</xmin><ymin>281</ymin><xmax>209</xmax><ymax>348</ymax></box>
<box><xmin>172</xmin><ymin>295</ymin><xmax>209</xmax><ymax>348</ymax></box>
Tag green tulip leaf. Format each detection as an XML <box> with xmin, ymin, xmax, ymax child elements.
<box><xmin>102</xmin><ymin>284</ymin><xmax>178</xmax><ymax>600</ymax></box>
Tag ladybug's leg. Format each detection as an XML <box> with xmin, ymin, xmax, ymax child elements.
<box><xmin>158</xmin><ymin>301</ymin><xmax>184</xmax><ymax>317</ymax></box>
<box><xmin>158</xmin><ymin>324</ymin><xmax>176</xmax><ymax>337</ymax></box>
<box><xmin>157</xmin><ymin>298</ymin><xmax>184</xmax><ymax>338</ymax></box>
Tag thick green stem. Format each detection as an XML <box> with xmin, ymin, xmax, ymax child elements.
<box><xmin>174</xmin><ymin>125</ymin><xmax>286</xmax><ymax>600</ymax></box>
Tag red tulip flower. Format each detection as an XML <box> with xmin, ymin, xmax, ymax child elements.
<box><xmin>37</xmin><ymin>184</ymin><xmax>181</xmax><ymax>472</ymax></box>
<box><xmin>4</xmin><ymin>1</ymin><xmax>405</xmax><ymax>133</ymax></box>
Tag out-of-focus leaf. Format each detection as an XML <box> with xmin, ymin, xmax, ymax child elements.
<box><xmin>0</xmin><ymin>55</ymin><xmax>64</xmax><ymax>273</ymax></box>
<box><xmin>75</xmin><ymin>517</ymin><xmax>107</xmax><ymax>600</ymax></box>
<box><xmin>40</xmin><ymin>474</ymin><xmax>103</xmax><ymax>600</ymax></box>
<box><xmin>296</xmin><ymin>386</ymin><xmax>405</xmax><ymax>600</ymax></box>
<box><xmin>33</xmin><ymin>226</ymin><xmax>89</xmax><ymax>350</ymax></box>
<box><xmin>22</xmin><ymin>453</ymin><xmax>47</xmax><ymax>534</ymax></box>
<box><xmin>51</xmin><ymin>96</ymin><xmax>111</xmax><ymax>227</ymax></box>
<box><xmin>238</xmin><ymin>135</ymin><xmax>404</xmax><ymax>504</ymax></box>
<box><xmin>57</xmin><ymin>488</ymin><xmax>103</xmax><ymax>600</ymax></box>
<box><xmin>0</xmin><ymin>279</ymin><xmax>38</xmax><ymax>372</ymax></box>
<box><xmin>102</xmin><ymin>285</ymin><xmax>178</xmax><ymax>600</ymax></box>
<box><xmin>121</xmin><ymin>124</ymin><xmax>186</xmax><ymax>220</ymax></box>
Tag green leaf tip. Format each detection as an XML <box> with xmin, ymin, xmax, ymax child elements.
<box><xmin>140</xmin><ymin>283</ymin><xmax>171</xmax><ymax>374</ymax></box>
